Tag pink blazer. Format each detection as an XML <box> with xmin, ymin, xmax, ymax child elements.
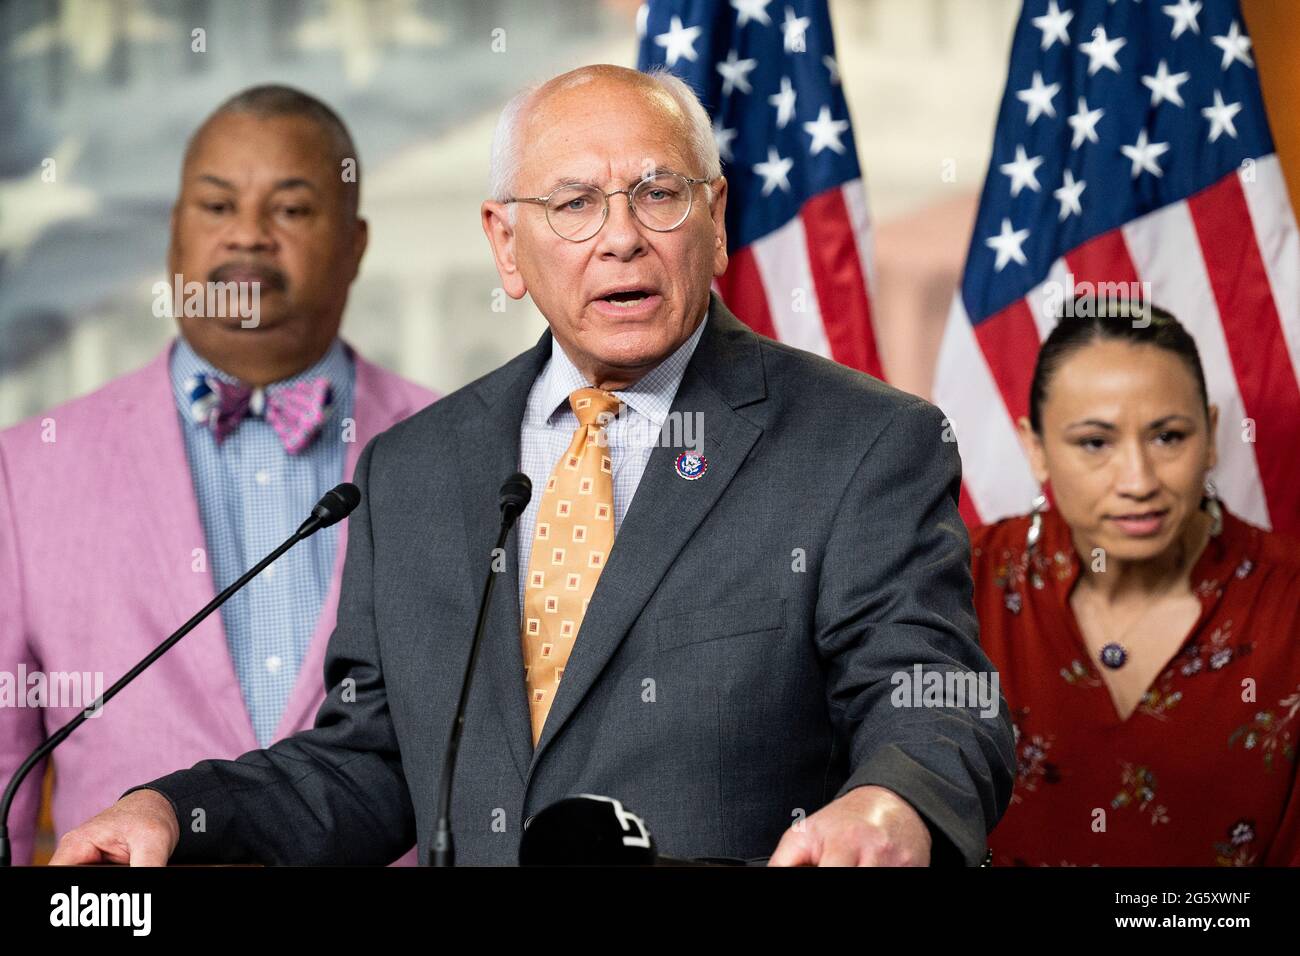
<box><xmin>0</xmin><ymin>340</ymin><xmax>436</xmax><ymax>864</ymax></box>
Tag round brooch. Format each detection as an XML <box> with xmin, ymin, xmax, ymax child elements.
<box><xmin>674</xmin><ymin>451</ymin><xmax>708</xmax><ymax>480</ymax></box>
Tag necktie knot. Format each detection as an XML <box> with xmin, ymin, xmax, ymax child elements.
<box><xmin>569</xmin><ymin>387</ymin><xmax>622</xmax><ymax>428</ymax></box>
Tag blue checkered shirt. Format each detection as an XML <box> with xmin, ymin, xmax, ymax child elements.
<box><xmin>517</xmin><ymin>315</ymin><xmax>708</xmax><ymax>614</ymax></box>
<box><xmin>170</xmin><ymin>336</ymin><xmax>355</xmax><ymax>746</ymax></box>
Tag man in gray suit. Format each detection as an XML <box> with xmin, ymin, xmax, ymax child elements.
<box><xmin>53</xmin><ymin>65</ymin><xmax>1014</xmax><ymax>867</ymax></box>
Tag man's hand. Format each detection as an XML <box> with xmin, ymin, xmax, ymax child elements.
<box><xmin>49</xmin><ymin>789</ymin><xmax>180</xmax><ymax>867</ymax></box>
<box><xmin>768</xmin><ymin>785</ymin><xmax>932</xmax><ymax>866</ymax></box>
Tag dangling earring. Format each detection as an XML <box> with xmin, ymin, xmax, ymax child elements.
<box><xmin>1202</xmin><ymin>477</ymin><xmax>1223</xmax><ymax>537</ymax></box>
<box><xmin>1005</xmin><ymin>492</ymin><xmax>1048</xmax><ymax>615</ymax></box>
<box><xmin>1025</xmin><ymin>492</ymin><xmax>1048</xmax><ymax>555</ymax></box>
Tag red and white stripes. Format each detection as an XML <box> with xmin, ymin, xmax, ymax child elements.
<box><xmin>716</xmin><ymin>178</ymin><xmax>883</xmax><ymax>379</ymax></box>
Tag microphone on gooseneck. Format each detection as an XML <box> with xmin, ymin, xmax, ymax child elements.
<box><xmin>430</xmin><ymin>472</ymin><xmax>532</xmax><ymax>867</ymax></box>
<box><xmin>497</xmin><ymin>473</ymin><xmax>532</xmax><ymax>523</ymax></box>
<box><xmin>297</xmin><ymin>482</ymin><xmax>361</xmax><ymax>537</ymax></box>
<box><xmin>0</xmin><ymin>483</ymin><xmax>362</xmax><ymax>868</ymax></box>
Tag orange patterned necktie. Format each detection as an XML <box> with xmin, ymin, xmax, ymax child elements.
<box><xmin>522</xmin><ymin>387</ymin><xmax>623</xmax><ymax>745</ymax></box>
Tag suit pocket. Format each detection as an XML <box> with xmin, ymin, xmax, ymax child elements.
<box><xmin>656</xmin><ymin>597</ymin><xmax>786</xmax><ymax>652</ymax></box>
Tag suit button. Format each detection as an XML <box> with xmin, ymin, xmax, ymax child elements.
<box><xmin>523</xmin><ymin>814</ymin><xmax>535</xmax><ymax>830</ymax></box>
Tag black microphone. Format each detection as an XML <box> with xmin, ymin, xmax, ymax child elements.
<box><xmin>0</xmin><ymin>483</ymin><xmax>361</xmax><ymax>867</ymax></box>
<box><xmin>519</xmin><ymin>795</ymin><xmax>658</xmax><ymax>865</ymax></box>
<box><xmin>297</xmin><ymin>482</ymin><xmax>360</xmax><ymax>537</ymax></box>
<box><xmin>498</xmin><ymin>473</ymin><xmax>531</xmax><ymax>524</ymax></box>
<box><xmin>430</xmin><ymin>473</ymin><xmax>532</xmax><ymax>867</ymax></box>
<box><xmin>518</xmin><ymin>795</ymin><xmax>749</xmax><ymax>866</ymax></box>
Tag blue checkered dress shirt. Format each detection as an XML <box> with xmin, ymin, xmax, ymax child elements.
<box><xmin>170</xmin><ymin>336</ymin><xmax>355</xmax><ymax>746</ymax></box>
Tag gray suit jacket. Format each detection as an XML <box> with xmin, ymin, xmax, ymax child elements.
<box><xmin>142</xmin><ymin>295</ymin><xmax>1015</xmax><ymax>866</ymax></box>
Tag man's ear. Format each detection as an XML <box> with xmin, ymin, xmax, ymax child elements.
<box><xmin>167</xmin><ymin>200</ymin><xmax>188</xmax><ymax>334</ymax></box>
<box><xmin>481</xmin><ymin>201</ymin><xmax>527</xmax><ymax>299</ymax></box>
<box><xmin>348</xmin><ymin>217</ymin><xmax>369</xmax><ymax>279</ymax></box>
<box><xmin>167</xmin><ymin>201</ymin><xmax>180</xmax><ymax>279</ymax></box>
<box><xmin>1016</xmin><ymin>415</ymin><xmax>1049</xmax><ymax>486</ymax></box>
<box><xmin>708</xmin><ymin>177</ymin><xmax>729</xmax><ymax>279</ymax></box>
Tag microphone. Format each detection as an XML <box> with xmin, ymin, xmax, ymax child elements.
<box><xmin>430</xmin><ymin>473</ymin><xmax>532</xmax><ymax>867</ymax></box>
<box><xmin>297</xmin><ymin>482</ymin><xmax>360</xmax><ymax>537</ymax></box>
<box><xmin>519</xmin><ymin>795</ymin><xmax>658</xmax><ymax>865</ymax></box>
<box><xmin>0</xmin><ymin>483</ymin><xmax>362</xmax><ymax>867</ymax></box>
<box><xmin>518</xmin><ymin>795</ymin><xmax>748</xmax><ymax>866</ymax></box>
<box><xmin>497</xmin><ymin>473</ymin><xmax>531</xmax><ymax>524</ymax></box>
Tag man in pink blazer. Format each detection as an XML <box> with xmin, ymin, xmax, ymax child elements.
<box><xmin>0</xmin><ymin>85</ymin><xmax>434</xmax><ymax>864</ymax></box>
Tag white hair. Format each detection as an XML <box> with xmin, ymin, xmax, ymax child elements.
<box><xmin>488</xmin><ymin>66</ymin><xmax>722</xmax><ymax>215</ymax></box>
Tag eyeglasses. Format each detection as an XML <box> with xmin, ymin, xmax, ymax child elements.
<box><xmin>505</xmin><ymin>171</ymin><xmax>711</xmax><ymax>242</ymax></box>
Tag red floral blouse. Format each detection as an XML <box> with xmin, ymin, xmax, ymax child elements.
<box><xmin>972</xmin><ymin>505</ymin><xmax>1300</xmax><ymax>866</ymax></box>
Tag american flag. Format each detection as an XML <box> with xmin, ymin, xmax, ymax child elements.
<box><xmin>636</xmin><ymin>0</ymin><xmax>881</xmax><ymax>378</ymax></box>
<box><xmin>935</xmin><ymin>0</ymin><xmax>1300</xmax><ymax>535</ymax></box>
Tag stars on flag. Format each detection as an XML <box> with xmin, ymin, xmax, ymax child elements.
<box><xmin>1162</xmin><ymin>0</ymin><xmax>1202</xmax><ymax>40</ymax></box>
<box><xmin>768</xmin><ymin>75</ymin><xmax>797</xmax><ymax>128</ymax></box>
<box><xmin>654</xmin><ymin>15</ymin><xmax>701</xmax><ymax>66</ymax></box>
<box><xmin>1079</xmin><ymin>25</ymin><xmax>1125</xmax><ymax>76</ymax></box>
<box><xmin>713</xmin><ymin>120</ymin><xmax>738</xmax><ymax>161</ymax></box>
<box><xmin>822</xmin><ymin>54</ymin><xmax>840</xmax><ymax>85</ymax></box>
<box><xmin>643</xmin><ymin>0</ymin><xmax>866</xmax><ymax>225</ymax></box>
<box><xmin>1054</xmin><ymin>170</ymin><xmax>1086</xmax><ymax>221</ymax></box>
<box><xmin>1067</xmin><ymin>97</ymin><xmax>1104</xmax><ymax>149</ymax></box>
<box><xmin>986</xmin><ymin>218</ymin><xmax>1031</xmax><ymax>272</ymax></box>
<box><xmin>1141</xmin><ymin>59</ymin><xmax>1190</xmax><ymax>109</ymax></box>
<box><xmin>781</xmin><ymin>7</ymin><xmax>810</xmax><ymax>53</ymax></box>
<box><xmin>1031</xmin><ymin>0</ymin><xmax>1073</xmax><ymax>51</ymax></box>
<box><xmin>803</xmin><ymin>105</ymin><xmax>849</xmax><ymax>155</ymax></box>
<box><xmin>731</xmin><ymin>0</ymin><xmax>773</xmax><ymax>28</ymax></box>
<box><xmin>650</xmin><ymin>0</ymin><xmax>1265</xmax><ymax>244</ymax></box>
<box><xmin>1000</xmin><ymin>145</ymin><xmax>1044</xmax><ymax>197</ymax></box>
<box><xmin>953</xmin><ymin>0</ymin><xmax>1279</xmax><ymax>432</ymax></box>
<box><xmin>754</xmin><ymin>146</ymin><xmax>794</xmax><ymax>196</ymax></box>
<box><xmin>986</xmin><ymin>6</ymin><xmax>1260</xmax><ymax>216</ymax></box>
<box><xmin>1017</xmin><ymin>71</ymin><xmax>1060</xmax><ymax>125</ymax></box>
<box><xmin>1121</xmin><ymin>128</ymin><xmax>1170</xmax><ymax>179</ymax></box>
<box><xmin>1211</xmin><ymin>19</ymin><xmax>1253</xmax><ymax>71</ymax></box>
<box><xmin>717</xmin><ymin>49</ymin><xmax>758</xmax><ymax>96</ymax></box>
<box><xmin>1202</xmin><ymin>90</ymin><xmax>1242</xmax><ymax>143</ymax></box>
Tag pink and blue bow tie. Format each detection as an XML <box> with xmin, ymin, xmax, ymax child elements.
<box><xmin>184</xmin><ymin>374</ymin><xmax>334</xmax><ymax>455</ymax></box>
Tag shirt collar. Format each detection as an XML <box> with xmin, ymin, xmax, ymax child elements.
<box><xmin>530</xmin><ymin>312</ymin><xmax>709</xmax><ymax>428</ymax></box>
<box><xmin>169</xmin><ymin>335</ymin><xmax>354</xmax><ymax>420</ymax></box>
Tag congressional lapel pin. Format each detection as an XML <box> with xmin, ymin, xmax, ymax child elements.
<box><xmin>674</xmin><ymin>451</ymin><xmax>708</xmax><ymax>481</ymax></box>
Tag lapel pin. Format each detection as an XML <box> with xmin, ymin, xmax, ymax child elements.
<box><xmin>674</xmin><ymin>451</ymin><xmax>708</xmax><ymax>481</ymax></box>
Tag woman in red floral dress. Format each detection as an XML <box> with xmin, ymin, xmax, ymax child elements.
<box><xmin>972</xmin><ymin>301</ymin><xmax>1300</xmax><ymax>866</ymax></box>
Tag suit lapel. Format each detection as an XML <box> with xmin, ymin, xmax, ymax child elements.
<box><xmin>454</xmin><ymin>333</ymin><xmax>554</xmax><ymax>783</ymax></box>
<box><xmin>115</xmin><ymin>346</ymin><xmax>257</xmax><ymax>749</ymax></box>
<box><xmin>530</xmin><ymin>298</ymin><xmax>767</xmax><ymax>765</ymax></box>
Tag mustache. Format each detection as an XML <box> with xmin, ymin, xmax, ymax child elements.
<box><xmin>207</xmin><ymin>261</ymin><xmax>287</xmax><ymax>291</ymax></box>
